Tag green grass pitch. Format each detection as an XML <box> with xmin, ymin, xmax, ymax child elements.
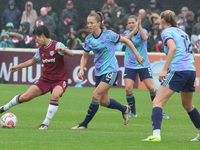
<box><xmin>0</xmin><ymin>84</ymin><xmax>199</xmax><ymax>150</ymax></box>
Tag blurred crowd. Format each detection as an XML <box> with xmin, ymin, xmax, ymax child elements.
<box><xmin>0</xmin><ymin>0</ymin><xmax>200</xmax><ymax>53</ymax></box>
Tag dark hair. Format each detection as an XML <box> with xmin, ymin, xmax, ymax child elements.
<box><xmin>128</xmin><ymin>15</ymin><xmax>137</xmax><ymax>21</ymax></box>
<box><xmin>160</xmin><ymin>10</ymin><xmax>178</xmax><ymax>27</ymax></box>
<box><xmin>32</xmin><ymin>25</ymin><xmax>50</xmax><ymax>38</ymax></box>
<box><xmin>88</xmin><ymin>11</ymin><xmax>105</xmax><ymax>29</ymax></box>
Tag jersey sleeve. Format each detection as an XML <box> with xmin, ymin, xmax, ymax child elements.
<box><xmin>161</xmin><ymin>30</ymin><xmax>173</xmax><ymax>45</ymax></box>
<box><xmin>83</xmin><ymin>40</ymin><xmax>91</xmax><ymax>52</ymax></box>
<box><xmin>143</xmin><ymin>29</ymin><xmax>148</xmax><ymax>35</ymax></box>
<box><xmin>34</xmin><ymin>48</ymin><xmax>41</xmax><ymax>61</ymax></box>
<box><xmin>56</xmin><ymin>42</ymin><xmax>68</xmax><ymax>56</ymax></box>
<box><xmin>108</xmin><ymin>30</ymin><xmax>120</xmax><ymax>43</ymax></box>
<box><xmin>123</xmin><ymin>30</ymin><xmax>129</xmax><ymax>37</ymax></box>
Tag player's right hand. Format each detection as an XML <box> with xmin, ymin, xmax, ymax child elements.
<box><xmin>136</xmin><ymin>55</ymin><xmax>145</xmax><ymax>66</ymax></box>
<box><xmin>159</xmin><ymin>70</ymin><xmax>167</xmax><ymax>82</ymax></box>
<box><xmin>55</xmin><ymin>46</ymin><xmax>62</xmax><ymax>52</ymax></box>
<box><xmin>78</xmin><ymin>70</ymin><xmax>84</xmax><ymax>81</ymax></box>
<box><xmin>9</xmin><ymin>66</ymin><xmax>18</xmax><ymax>72</ymax></box>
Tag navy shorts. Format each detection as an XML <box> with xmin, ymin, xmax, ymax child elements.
<box><xmin>161</xmin><ymin>71</ymin><xmax>196</xmax><ymax>92</ymax></box>
<box><xmin>124</xmin><ymin>68</ymin><xmax>152</xmax><ymax>81</ymax></box>
<box><xmin>95</xmin><ymin>72</ymin><xmax>119</xmax><ymax>87</ymax></box>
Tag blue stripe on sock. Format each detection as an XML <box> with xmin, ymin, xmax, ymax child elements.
<box><xmin>126</xmin><ymin>93</ymin><xmax>134</xmax><ymax>99</ymax></box>
<box><xmin>126</xmin><ymin>94</ymin><xmax>135</xmax><ymax>114</ymax></box>
<box><xmin>105</xmin><ymin>100</ymin><xmax>110</xmax><ymax>107</ymax></box>
<box><xmin>150</xmin><ymin>91</ymin><xmax>157</xmax><ymax>96</ymax></box>
<box><xmin>91</xmin><ymin>101</ymin><xmax>100</xmax><ymax>105</ymax></box>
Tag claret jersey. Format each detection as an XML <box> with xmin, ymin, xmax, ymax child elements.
<box><xmin>34</xmin><ymin>40</ymin><xmax>68</xmax><ymax>81</ymax></box>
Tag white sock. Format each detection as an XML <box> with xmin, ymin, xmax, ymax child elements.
<box><xmin>42</xmin><ymin>104</ymin><xmax>58</xmax><ymax>126</ymax></box>
<box><xmin>4</xmin><ymin>95</ymin><xmax>20</xmax><ymax>111</ymax></box>
<box><xmin>198</xmin><ymin>129</ymin><xmax>200</xmax><ymax>135</ymax></box>
<box><xmin>153</xmin><ymin>129</ymin><xmax>161</xmax><ymax>136</ymax></box>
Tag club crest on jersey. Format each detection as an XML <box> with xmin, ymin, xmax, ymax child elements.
<box><xmin>50</xmin><ymin>51</ymin><xmax>54</xmax><ymax>56</ymax></box>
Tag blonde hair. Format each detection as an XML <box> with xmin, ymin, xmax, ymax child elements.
<box><xmin>88</xmin><ymin>11</ymin><xmax>105</xmax><ymax>29</ymax></box>
<box><xmin>160</xmin><ymin>10</ymin><xmax>178</xmax><ymax>27</ymax></box>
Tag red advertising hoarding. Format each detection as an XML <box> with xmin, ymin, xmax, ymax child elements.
<box><xmin>0</xmin><ymin>49</ymin><xmax>200</xmax><ymax>91</ymax></box>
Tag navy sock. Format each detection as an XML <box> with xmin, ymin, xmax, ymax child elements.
<box><xmin>106</xmin><ymin>98</ymin><xmax>126</xmax><ymax>113</ymax></box>
<box><xmin>150</xmin><ymin>91</ymin><xmax>157</xmax><ymax>101</ymax></box>
<box><xmin>188</xmin><ymin>107</ymin><xmax>200</xmax><ymax>129</ymax></box>
<box><xmin>81</xmin><ymin>101</ymin><xmax>99</xmax><ymax>127</ymax></box>
<box><xmin>152</xmin><ymin>107</ymin><xmax>163</xmax><ymax>130</ymax></box>
<box><xmin>126</xmin><ymin>94</ymin><xmax>136</xmax><ymax>114</ymax></box>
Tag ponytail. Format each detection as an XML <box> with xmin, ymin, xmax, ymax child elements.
<box><xmin>96</xmin><ymin>11</ymin><xmax>105</xmax><ymax>29</ymax></box>
<box><xmin>160</xmin><ymin>10</ymin><xmax>178</xmax><ymax>27</ymax></box>
<box><xmin>88</xmin><ymin>11</ymin><xmax>105</xmax><ymax>29</ymax></box>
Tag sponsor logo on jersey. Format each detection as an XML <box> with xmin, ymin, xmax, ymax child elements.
<box><xmin>42</xmin><ymin>58</ymin><xmax>55</xmax><ymax>63</ymax></box>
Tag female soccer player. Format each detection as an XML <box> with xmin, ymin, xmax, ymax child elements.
<box><xmin>123</xmin><ymin>15</ymin><xmax>169</xmax><ymax>119</ymax></box>
<box><xmin>143</xmin><ymin>10</ymin><xmax>200</xmax><ymax>141</ymax></box>
<box><xmin>0</xmin><ymin>25</ymin><xmax>73</xmax><ymax>129</ymax></box>
<box><xmin>72</xmin><ymin>12</ymin><xmax>145</xmax><ymax>129</ymax></box>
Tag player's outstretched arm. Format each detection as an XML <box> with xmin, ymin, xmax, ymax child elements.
<box><xmin>78</xmin><ymin>51</ymin><xmax>89</xmax><ymax>80</ymax></box>
<box><xmin>9</xmin><ymin>57</ymin><xmax>37</xmax><ymax>72</ymax></box>
<box><xmin>55</xmin><ymin>47</ymin><xmax>74</xmax><ymax>57</ymax></box>
<box><xmin>119</xmin><ymin>36</ymin><xmax>145</xmax><ymax>66</ymax></box>
<box><xmin>159</xmin><ymin>39</ymin><xmax>176</xmax><ymax>82</ymax></box>
<box><xmin>125</xmin><ymin>22</ymin><xmax>138</xmax><ymax>40</ymax></box>
<box><xmin>138</xmin><ymin>15</ymin><xmax>148</xmax><ymax>41</ymax></box>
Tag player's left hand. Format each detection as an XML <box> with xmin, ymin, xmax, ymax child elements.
<box><xmin>136</xmin><ymin>55</ymin><xmax>145</xmax><ymax>66</ymax></box>
<box><xmin>9</xmin><ymin>66</ymin><xmax>19</xmax><ymax>72</ymax></box>
<box><xmin>137</xmin><ymin>15</ymin><xmax>141</xmax><ymax>26</ymax></box>
<box><xmin>55</xmin><ymin>47</ymin><xmax>63</xmax><ymax>52</ymax></box>
<box><xmin>159</xmin><ymin>70</ymin><xmax>168</xmax><ymax>82</ymax></box>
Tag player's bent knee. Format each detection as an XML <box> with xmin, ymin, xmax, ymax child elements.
<box><xmin>125</xmin><ymin>86</ymin><xmax>133</xmax><ymax>94</ymax></box>
<box><xmin>99</xmin><ymin>100</ymin><xmax>108</xmax><ymax>106</ymax></box>
<box><xmin>19</xmin><ymin>94</ymin><xmax>32</xmax><ymax>102</ymax></box>
<box><xmin>152</xmin><ymin>99</ymin><xmax>162</xmax><ymax>108</ymax></box>
<box><xmin>51</xmin><ymin>95</ymin><xmax>60</xmax><ymax>100</ymax></box>
<box><xmin>92</xmin><ymin>93</ymin><xmax>101</xmax><ymax>102</ymax></box>
<box><xmin>147</xmin><ymin>87</ymin><xmax>156</xmax><ymax>93</ymax></box>
<box><xmin>182</xmin><ymin>103</ymin><xmax>194</xmax><ymax>112</ymax></box>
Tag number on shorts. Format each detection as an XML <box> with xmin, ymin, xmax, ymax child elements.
<box><xmin>106</xmin><ymin>72</ymin><xmax>113</xmax><ymax>79</ymax></box>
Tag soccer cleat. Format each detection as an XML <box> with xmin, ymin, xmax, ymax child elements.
<box><xmin>129</xmin><ymin>113</ymin><xmax>137</xmax><ymax>118</ymax></box>
<box><xmin>191</xmin><ymin>134</ymin><xmax>200</xmax><ymax>141</ymax></box>
<box><xmin>162</xmin><ymin>112</ymin><xmax>169</xmax><ymax>119</ymax></box>
<box><xmin>71</xmin><ymin>124</ymin><xmax>87</xmax><ymax>129</ymax></box>
<box><xmin>142</xmin><ymin>135</ymin><xmax>161</xmax><ymax>141</ymax></box>
<box><xmin>39</xmin><ymin>124</ymin><xmax>48</xmax><ymax>130</ymax></box>
<box><xmin>122</xmin><ymin>105</ymin><xmax>131</xmax><ymax>125</ymax></box>
<box><xmin>0</xmin><ymin>106</ymin><xmax>5</xmax><ymax>114</ymax></box>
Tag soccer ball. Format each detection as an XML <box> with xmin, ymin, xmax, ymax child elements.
<box><xmin>74</xmin><ymin>76</ymin><xmax>83</xmax><ymax>83</ymax></box>
<box><xmin>1</xmin><ymin>113</ymin><xmax>18</xmax><ymax>128</ymax></box>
